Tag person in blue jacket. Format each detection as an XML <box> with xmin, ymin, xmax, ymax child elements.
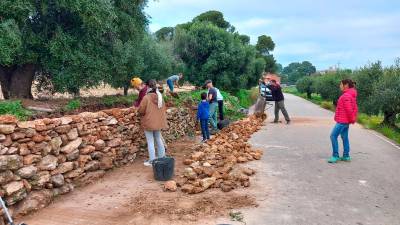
<box><xmin>197</xmin><ymin>92</ymin><xmax>210</xmax><ymax>142</ymax></box>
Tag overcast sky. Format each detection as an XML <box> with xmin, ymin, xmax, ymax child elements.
<box><xmin>145</xmin><ymin>0</ymin><xmax>400</xmax><ymax>70</ymax></box>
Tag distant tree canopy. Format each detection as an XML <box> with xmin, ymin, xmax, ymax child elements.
<box><xmin>155</xmin><ymin>27</ymin><xmax>174</xmax><ymax>41</ymax></box>
<box><xmin>193</xmin><ymin>10</ymin><xmax>232</xmax><ymax>30</ymax></box>
<box><xmin>282</xmin><ymin>61</ymin><xmax>317</xmax><ymax>84</ymax></box>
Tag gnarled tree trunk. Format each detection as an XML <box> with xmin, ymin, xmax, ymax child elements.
<box><xmin>0</xmin><ymin>64</ymin><xmax>36</xmax><ymax>99</ymax></box>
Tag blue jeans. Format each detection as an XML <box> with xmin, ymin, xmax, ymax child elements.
<box><xmin>167</xmin><ymin>79</ymin><xmax>174</xmax><ymax>92</ymax></box>
<box><xmin>330</xmin><ymin>123</ymin><xmax>350</xmax><ymax>157</ymax></box>
<box><xmin>144</xmin><ymin>130</ymin><xmax>166</xmax><ymax>161</ymax></box>
<box><xmin>200</xmin><ymin>119</ymin><xmax>210</xmax><ymax>140</ymax></box>
<box><xmin>209</xmin><ymin>102</ymin><xmax>218</xmax><ymax>130</ymax></box>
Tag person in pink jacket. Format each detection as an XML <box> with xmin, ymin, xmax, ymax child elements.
<box><xmin>328</xmin><ymin>79</ymin><xmax>358</xmax><ymax>163</ymax></box>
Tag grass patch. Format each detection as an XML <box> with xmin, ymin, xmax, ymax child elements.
<box><xmin>64</xmin><ymin>99</ymin><xmax>81</xmax><ymax>111</ymax></box>
<box><xmin>0</xmin><ymin>100</ymin><xmax>32</xmax><ymax>121</ymax></box>
<box><xmin>236</xmin><ymin>88</ymin><xmax>258</xmax><ymax>108</ymax></box>
<box><xmin>101</xmin><ymin>95</ymin><xmax>137</xmax><ymax>107</ymax></box>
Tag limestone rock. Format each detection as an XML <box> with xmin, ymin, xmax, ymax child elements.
<box><xmin>37</xmin><ymin>155</ymin><xmax>58</xmax><ymax>171</ymax></box>
<box><xmin>0</xmin><ymin>155</ymin><xmax>23</xmax><ymax>170</ymax></box>
<box><xmin>107</xmin><ymin>138</ymin><xmax>121</xmax><ymax>147</ymax></box>
<box><xmin>64</xmin><ymin>168</ymin><xmax>84</xmax><ymax>179</ymax></box>
<box><xmin>66</xmin><ymin>149</ymin><xmax>80</xmax><ymax>161</ymax></box>
<box><xmin>51</xmin><ymin>174</ymin><xmax>65</xmax><ymax>187</ymax></box>
<box><xmin>11</xmin><ymin>132</ymin><xmax>25</xmax><ymax>140</ymax></box>
<box><xmin>17</xmin><ymin>165</ymin><xmax>38</xmax><ymax>179</ymax></box>
<box><xmin>200</xmin><ymin>177</ymin><xmax>216</xmax><ymax>190</ymax></box>
<box><xmin>52</xmin><ymin>162</ymin><xmax>74</xmax><ymax>175</ymax></box>
<box><xmin>163</xmin><ymin>180</ymin><xmax>177</xmax><ymax>192</ymax></box>
<box><xmin>83</xmin><ymin>160</ymin><xmax>99</xmax><ymax>172</ymax></box>
<box><xmin>0</xmin><ymin>170</ymin><xmax>14</xmax><ymax>185</ymax></box>
<box><xmin>0</xmin><ymin>124</ymin><xmax>15</xmax><ymax>134</ymax></box>
<box><xmin>80</xmin><ymin>145</ymin><xmax>95</xmax><ymax>155</ymax></box>
<box><xmin>4</xmin><ymin>181</ymin><xmax>24</xmax><ymax>195</ymax></box>
<box><xmin>61</xmin><ymin>138</ymin><xmax>82</xmax><ymax>154</ymax></box>
<box><xmin>67</xmin><ymin>128</ymin><xmax>79</xmax><ymax>140</ymax></box>
<box><xmin>31</xmin><ymin>171</ymin><xmax>51</xmax><ymax>188</ymax></box>
<box><xmin>14</xmin><ymin>189</ymin><xmax>53</xmax><ymax>216</ymax></box>
<box><xmin>23</xmin><ymin>154</ymin><xmax>41</xmax><ymax>165</ymax></box>
<box><xmin>94</xmin><ymin>139</ymin><xmax>105</xmax><ymax>150</ymax></box>
<box><xmin>99</xmin><ymin>156</ymin><xmax>113</xmax><ymax>170</ymax></box>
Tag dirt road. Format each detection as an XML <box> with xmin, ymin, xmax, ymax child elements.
<box><xmin>241</xmin><ymin>94</ymin><xmax>400</xmax><ymax>225</ymax></box>
<box><xmin>17</xmin><ymin>140</ymin><xmax>257</xmax><ymax>225</ymax></box>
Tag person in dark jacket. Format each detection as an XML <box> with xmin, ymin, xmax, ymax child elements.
<box><xmin>197</xmin><ymin>92</ymin><xmax>210</xmax><ymax>142</ymax></box>
<box><xmin>268</xmin><ymin>79</ymin><xmax>291</xmax><ymax>124</ymax></box>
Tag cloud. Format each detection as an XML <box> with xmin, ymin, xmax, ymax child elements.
<box><xmin>234</xmin><ymin>18</ymin><xmax>273</xmax><ymax>29</ymax></box>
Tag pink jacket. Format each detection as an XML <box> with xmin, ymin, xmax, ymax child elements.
<box><xmin>334</xmin><ymin>88</ymin><xmax>358</xmax><ymax>124</ymax></box>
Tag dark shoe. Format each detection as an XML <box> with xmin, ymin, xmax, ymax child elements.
<box><xmin>271</xmin><ymin>121</ymin><xmax>279</xmax><ymax>124</ymax></box>
<box><xmin>286</xmin><ymin>120</ymin><xmax>291</xmax><ymax>124</ymax></box>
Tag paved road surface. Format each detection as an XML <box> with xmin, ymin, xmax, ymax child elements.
<box><xmin>239</xmin><ymin>94</ymin><xmax>400</xmax><ymax>225</ymax></box>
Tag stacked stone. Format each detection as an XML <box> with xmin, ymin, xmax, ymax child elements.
<box><xmin>177</xmin><ymin>114</ymin><xmax>265</xmax><ymax>194</ymax></box>
<box><xmin>0</xmin><ymin>107</ymin><xmax>195</xmax><ymax>219</ymax></box>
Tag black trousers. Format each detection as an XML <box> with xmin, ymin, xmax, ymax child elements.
<box><xmin>218</xmin><ymin>100</ymin><xmax>224</xmax><ymax>121</ymax></box>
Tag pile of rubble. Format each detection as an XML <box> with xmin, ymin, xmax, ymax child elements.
<box><xmin>170</xmin><ymin>114</ymin><xmax>266</xmax><ymax>194</ymax></box>
<box><xmin>0</xmin><ymin>107</ymin><xmax>195</xmax><ymax>219</ymax></box>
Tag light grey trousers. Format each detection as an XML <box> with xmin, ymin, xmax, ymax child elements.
<box><xmin>274</xmin><ymin>100</ymin><xmax>290</xmax><ymax>122</ymax></box>
<box><xmin>144</xmin><ymin>130</ymin><xmax>166</xmax><ymax>161</ymax></box>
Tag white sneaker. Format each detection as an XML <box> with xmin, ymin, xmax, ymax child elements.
<box><xmin>143</xmin><ymin>161</ymin><xmax>152</xmax><ymax>167</ymax></box>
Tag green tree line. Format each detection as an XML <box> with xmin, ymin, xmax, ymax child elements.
<box><xmin>1</xmin><ymin>2</ymin><xmax>279</xmax><ymax>98</ymax></box>
<box><xmin>295</xmin><ymin>59</ymin><xmax>400</xmax><ymax>127</ymax></box>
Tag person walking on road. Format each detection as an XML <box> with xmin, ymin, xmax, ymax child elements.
<box><xmin>205</xmin><ymin>80</ymin><xmax>219</xmax><ymax>133</ymax></box>
<box><xmin>138</xmin><ymin>79</ymin><xmax>167</xmax><ymax>167</ymax></box>
<box><xmin>268</xmin><ymin>79</ymin><xmax>291</xmax><ymax>124</ymax></box>
<box><xmin>131</xmin><ymin>77</ymin><xmax>148</xmax><ymax>108</ymax></box>
<box><xmin>197</xmin><ymin>92</ymin><xmax>210</xmax><ymax>142</ymax></box>
<box><xmin>166</xmin><ymin>73</ymin><xmax>183</xmax><ymax>93</ymax></box>
<box><xmin>328</xmin><ymin>79</ymin><xmax>358</xmax><ymax>163</ymax></box>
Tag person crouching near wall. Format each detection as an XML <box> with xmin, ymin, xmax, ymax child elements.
<box><xmin>138</xmin><ymin>79</ymin><xmax>167</xmax><ymax>167</ymax></box>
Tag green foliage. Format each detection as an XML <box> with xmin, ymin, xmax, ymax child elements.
<box><xmin>312</xmin><ymin>70</ymin><xmax>351</xmax><ymax>103</ymax></box>
<box><xmin>193</xmin><ymin>10</ymin><xmax>231</xmax><ymax>30</ymax></box>
<box><xmin>296</xmin><ymin>76</ymin><xmax>315</xmax><ymax>98</ymax></box>
<box><xmin>235</xmin><ymin>88</ymin><xmax>258</xmax><ymax>108</ymax></box>
<box><xmin>357</xmin><ymin>60</ymin><xmax>400</xmax><ymax>126</ymax></box>
<box><xmin>238</xmin><ymin>35</ymin><xmax>250</xmax><ymax>45</ymax></box>
<box><xmin>64</xmin><ymin>99</ymin><xmax>81</xmax><ymax>111</ymax></box>
<box><xmin>155</xmin><ymin>27</ymin><xmax>174</xmax><ymax>41</ymax></box>
<box><xmin>282</xmin><ymin>61</ymin><xmax>317</xmax><ymax>84</ymax></box>
<box><xmin>0</xmin><ymin>100</ymin><xmax>32</xmax><ymax>120</ymax></box>
<box><xmin>256</xmin><ymin>35</ymin><xmax>275</xmax><ymax>55</ymax></box>
<box><xmin>102</xmin><ymin>95</ymin><xmax>137</xmax><ymax>107</ymax></box>
<box><xmin>174</xmin><ymin>21</ymin><xmax>264</xmax><ymax>93</ymax></box>
<box><xmin>353</xmin><ymin>62</ymin><xmax>383</xmax><ymax>113</ymax></box>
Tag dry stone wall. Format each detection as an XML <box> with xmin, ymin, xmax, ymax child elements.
<box><xmin>0</xmin><ymin>107</ymin><xmax>195</xmax><ymax>219</ymax></box>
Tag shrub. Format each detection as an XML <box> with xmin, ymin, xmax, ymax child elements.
<box><xmin>296</xmin><ymin>76</ymin><xmax>315</xmax><ymax>98</ymax></box>
<box><xmin>64</xmin><ymin>99</ymin><xmax>81</xmax><ymax>111</ymax></box>
<box><xmin>320</xmin><ymin>101</ymin><xmax>334</xmax><ymax>111</ymax></box>
<box><xmin>0</xmin><ymin>101</ymin><xmax>32</xmax><ymax>120</ymax></box>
